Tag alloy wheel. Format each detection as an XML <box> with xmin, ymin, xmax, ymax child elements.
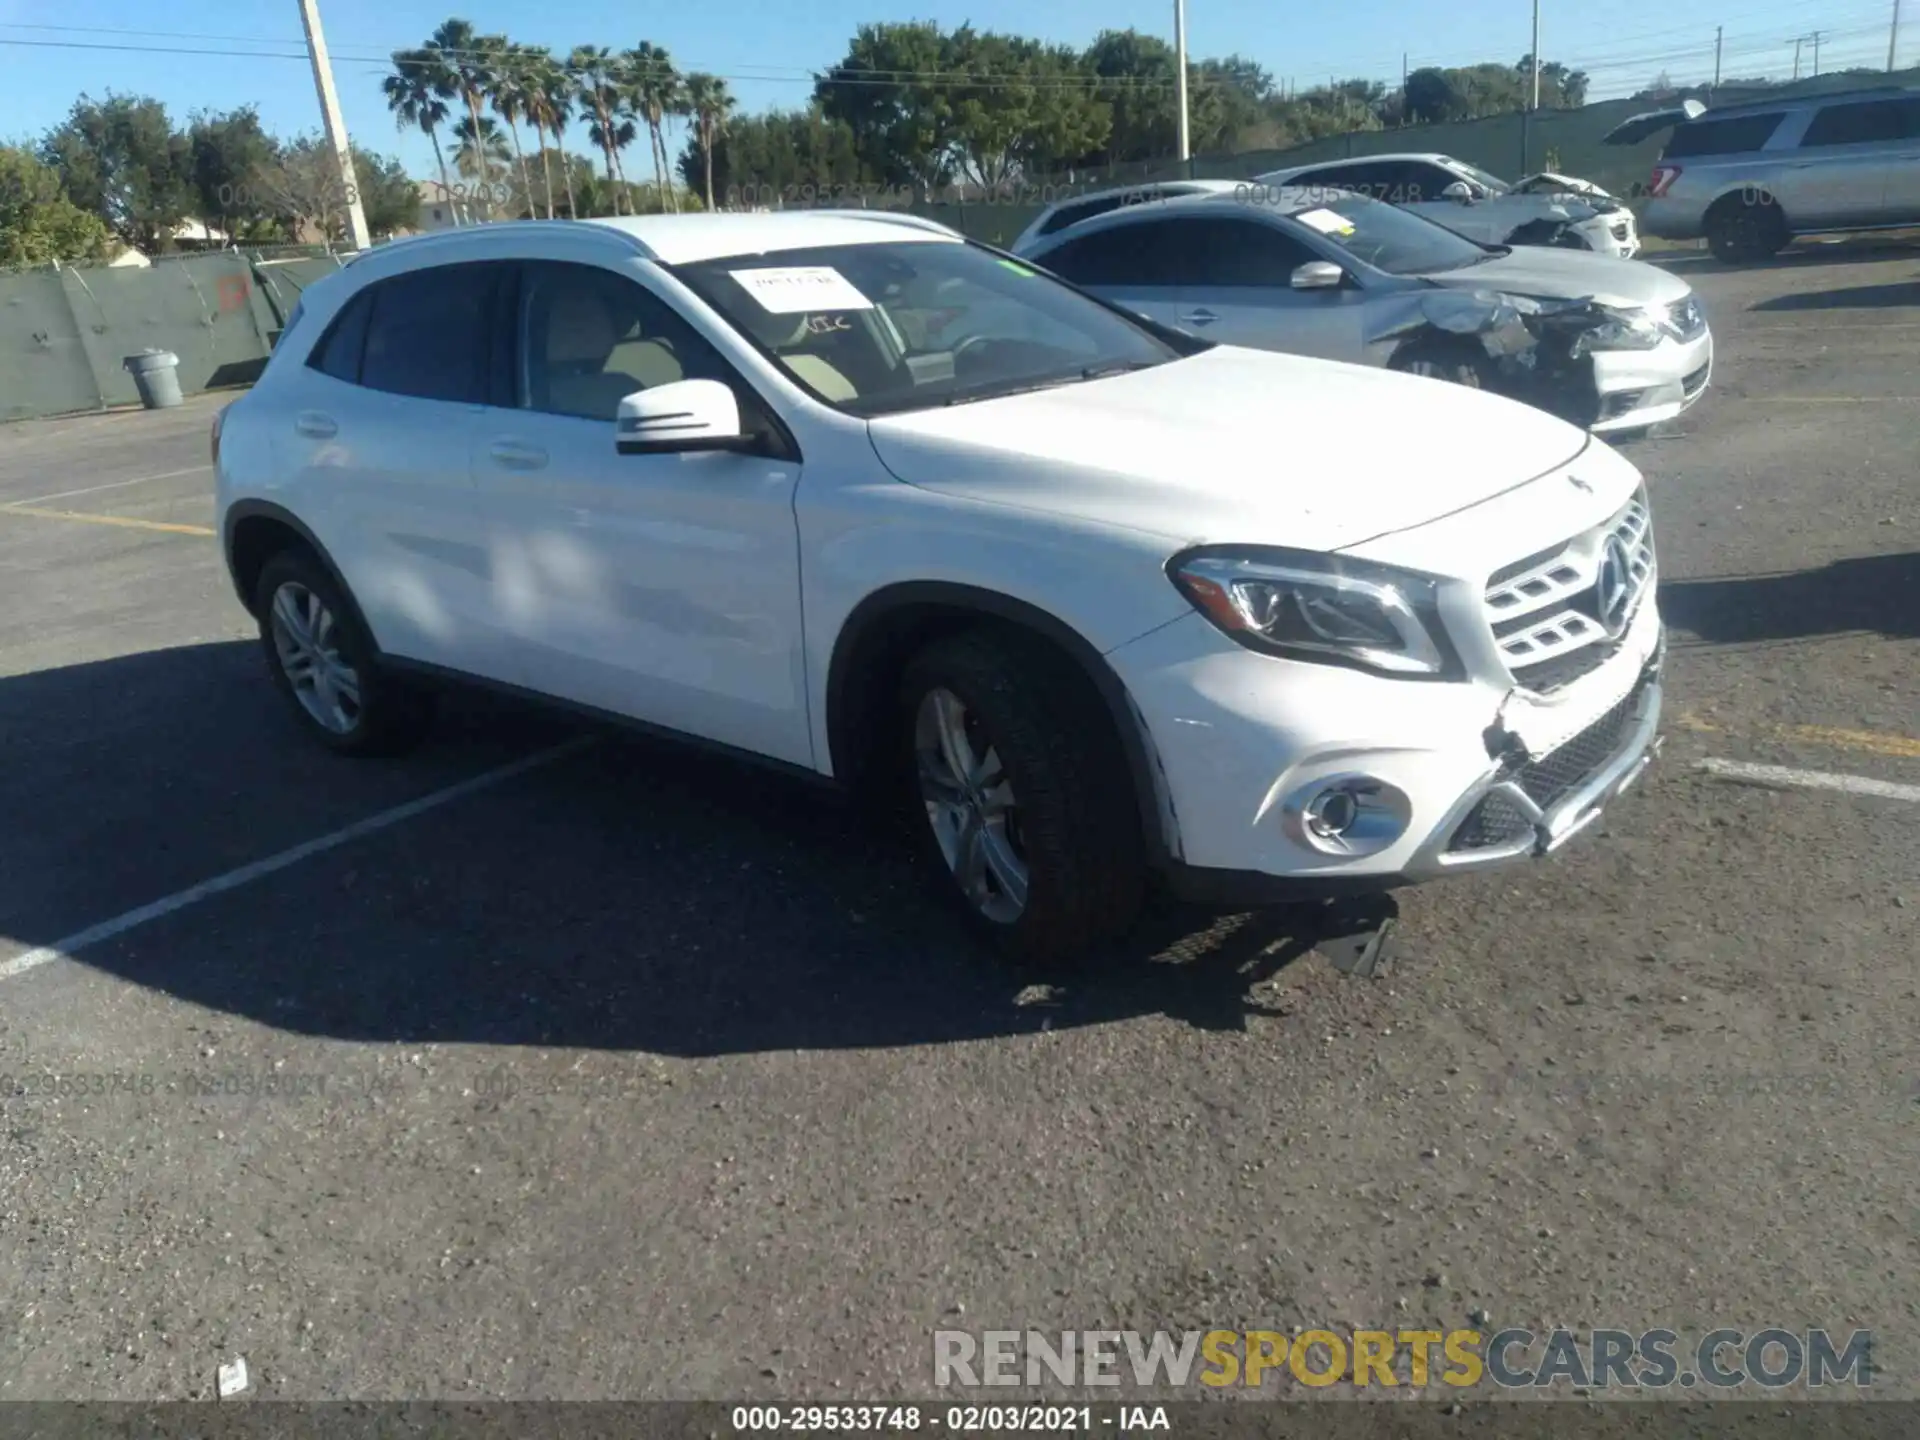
<box><xmin>914</xmin><ymin>687</ymin><xmax>1028</xmax><ymax>924</ymax></box>
<box><xmin>269</xmin><ymin>581</ymin><xmax>363</xmax><ymax>735</ymax></box>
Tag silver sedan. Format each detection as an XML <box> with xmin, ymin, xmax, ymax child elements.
<box><xmin>1013</xmin><ymin>183</ymin><xmax>1712</xmax><ymax>436</ymax></box>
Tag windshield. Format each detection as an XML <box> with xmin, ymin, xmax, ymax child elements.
<box><xmin>671</xmin><ymin>241</ymin><xmax>1182</xmax><ymax>417</ymax></box>
<box><xmin>1295</xmin><ymin>194</ymin><xmax>1494</xmax><ymax>275</ymax></box>
<box><xmin>1446</xmin><ymin>158</ymin><xmax>1511</xmax><ymax>194</ymax></box>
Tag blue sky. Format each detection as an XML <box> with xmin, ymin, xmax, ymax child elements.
<box><xmin>1</xmin><ymin>0</ymin><xmax>1901</xmax><ymax>178</ymax></box>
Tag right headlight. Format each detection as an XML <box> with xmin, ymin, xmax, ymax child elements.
<box><xmin>1167</xmin><ymin>546</ymin><xmax>1460</xmax><ymax>678</ymax></box>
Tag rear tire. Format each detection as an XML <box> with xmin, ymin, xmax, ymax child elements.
<box><xmin>1705</xmin><ymin>193</ymin><xmax>1787</xmax><ymax>263</ymax></box>
<box><xmin>254</xmin><ymin>549</ymin><xmax>434</xmax><ymax>757</ymax></box>
<box><xmin>896</xmin><ymin>628</ymin><xmax>1145</xmax><ymax>968</ymax></box>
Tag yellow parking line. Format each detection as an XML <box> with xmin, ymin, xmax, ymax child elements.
<box><xmin>1678</xmin><ymin>711</ymin><xmax>1920</xmax><ymax>759</ymax></box>
<box><xmin>0</xmin><ymin>505</ymin><xmax>214</xmax><ymax>537</ymax></box>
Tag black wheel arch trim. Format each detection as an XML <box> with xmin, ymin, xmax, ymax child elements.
<box><xmin>825</xmin><ymin>581</ymin><xmax>1179</xmax><ymax>869</ymax></box>
<box><xmin>222</xmin><ymin>500</ymin><xmax>374</xmax><ymax>641</ymax></box>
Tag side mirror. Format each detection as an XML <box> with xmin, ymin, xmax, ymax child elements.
<box><xmin>1441</xmin><ymin>181</ymin><xmax>1481</xmax><ymax>203</ymax></box>
<box><xmin>1290</xmin><ymin>261</ymin><xmax>1346</xmax><ymax>291</ymax></box>
<box><xmin>616</xmin><ymin>379</ymin><xmax>749</xmax><ymax>455</ymax></box>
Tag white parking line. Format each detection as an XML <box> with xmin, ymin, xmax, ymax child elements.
<box><xmin>0</xmin><ymin>736</ymin><xmax>597</xmax><ymax>985</ymax></box>
<box><xmin>2</xmin><ymin>465</ymin><xmax>212</xmax><ymax>510</ymax></box>
<box><xmin>1698</xmin><ymin>757</ymin><xmax>1920</xmax><ymax>803</ymax></box>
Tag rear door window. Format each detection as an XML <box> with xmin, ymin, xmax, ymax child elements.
<box><xmin>358</xmin><ymin>262</ymin><xmax>502</xmax><ymax>404</ymax></box>
<box><xmin>1039</xmin><ymin>222</ymin><xmax>1175</xmax><ymax>286</ymax></box>
<box><xmin>1663</xmin><ymin>112</ymin><xmax>1787</xmax><ymax>158</ymax></box>
<box><xmin>1798</xmin><ymin>98</ymin><xmax>1910</xmax><ymax>147</ymax></box>
<box><xmin>306</xmin><ymin>291</ymin><xmax>372</xmax><ymax>383</ymax></box>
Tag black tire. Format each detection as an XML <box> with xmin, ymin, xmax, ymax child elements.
<box><xmin>1389</xmin><ymin>338</ymin><xmax>1484</xmax><ymax>389</ymax></box>
<box><xmin>1705</xmin><ymin>193</ymin><xmax>1788</xmax><ymax>264</ymax></box>
<box><xmin>254</xmin><ymin>549</ymin><xmax>434</xmax><ymax>756</ymax></box>
<box><xmin>896</xmin><ymin>628</ymin><xmax>1145</xmax><ymax>968</ymax></box>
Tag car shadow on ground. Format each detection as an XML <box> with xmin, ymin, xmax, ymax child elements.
<box><xmin>3</xmin><ymin>642</ymin><xmax>1349</xmax><ymax>1057</ymax></box>
<box><xmin>1748</xmin><ymin>276</ymin><xmax>1920</xmax><ymax>311</ymax></box>
<box><xmin>1660</xmin><ymin>551</ymin><xmax>1919</xmax><ymax>645</ymax></box>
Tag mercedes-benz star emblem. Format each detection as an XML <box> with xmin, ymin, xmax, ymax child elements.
<box><xmin>1595</xmin><ymin>535</ymin><xmax>1635</xmax><ymax>634</ymax></box>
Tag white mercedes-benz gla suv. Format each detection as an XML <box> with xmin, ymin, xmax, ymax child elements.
<box><xmin>213</xmin><ymin>211</ymin><xmax>1664</xmax><ymax>964</ymax></box>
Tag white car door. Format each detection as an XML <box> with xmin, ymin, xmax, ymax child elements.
<box><xmin>470</xmin><ymin>259</ymin><xmax>812</xmax><ymax>767</ymax></box>
<box><xmin>282</xmin><ymin>261</ymin><xmax>504</xmax><ymax>674</ymax></box>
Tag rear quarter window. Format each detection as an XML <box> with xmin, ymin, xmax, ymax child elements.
<box><xmin>1663</xmin><ymin>112</ymin><xmax>1787</xmax><ymax>158</ymax></box>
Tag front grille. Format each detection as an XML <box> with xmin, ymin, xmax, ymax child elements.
<box><xmin>1482</xmin><ymin>487</ymin><xmax>1656</xmax><ymax>694</ymax></box>
<box><xmin>1448</xmin><ymin>676</ymin><xmax>1649</xmax><ymax>852</ymax></box>
<box><xmin>1668</xmin><ymin>296</ymin><xmax>1707</xmax><ymax>341</ymax></box>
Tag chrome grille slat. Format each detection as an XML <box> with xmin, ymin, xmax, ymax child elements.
<box><xmin>1482</xmin><ymin>486</ymin><xmax>1656</xmax><ymax>694</ymax></box>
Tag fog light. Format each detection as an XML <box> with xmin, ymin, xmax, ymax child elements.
<box><xmin>1284</xmin><ymin>775</ymin><xmax>1413</xmax><ymax>858</ymax></box>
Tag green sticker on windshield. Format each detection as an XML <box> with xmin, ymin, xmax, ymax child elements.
<box><xmin>997</xmin><ymin>258</ymin><xmax>1036</xmax><ymax>276</ymax></box>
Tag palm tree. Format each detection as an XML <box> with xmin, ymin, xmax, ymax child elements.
<box><xmin>569</xmin><ymin>45</ymin><xmax>632</xmax><ymax>215</ymax></box>
<box><xmin>452</xmin><ymin>114</ymin><xmax>512</xmax><ymax>216</ymax></box>
<box><xmin>488</xmin><ymin>42</ymin><xmax>538</xmax><ymax>219</ymax></box>
<box><xmin>522</xmin><ymin>50</ymin><xmax>574</xmax><ymax>219</ymax></box>
<box><xmin>682</xmin><ymin>72</ymin><xmax>735</xmax><ymax>211</ymax></box>
<box><xmin>383</xmin><ymin>48</ymin><xmax>461</xmax><ymax>224</ymax></box>
<box><xmin>622</xmin><ymin>42</ymin><xmax>682</xmax><ymax>212</ymax></box>
<box><xmin>424</xmin><ymin>18</ymin><xmax>505</xmax><ymax>191</ymax></box>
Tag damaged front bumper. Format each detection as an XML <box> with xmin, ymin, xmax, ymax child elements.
<box><xmin>1391</xmin><ymin>290</ymin><xmax>1710</xmax><ymax>432</ymax></box>
<box><xmin>1407</xmin><ymin>640</ymin><xmax>1665</xmax><ymax>877</ymax></box>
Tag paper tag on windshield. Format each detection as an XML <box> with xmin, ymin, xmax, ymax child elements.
<box><xmin>730</xmin><ymin>267</ymin><xmax>874</xmax><ymax>314</ymax></box>
<box><xmin>1295</xmin><ymin>207</ymin><xmax>1355</xmax><ymax>236</ymax></box>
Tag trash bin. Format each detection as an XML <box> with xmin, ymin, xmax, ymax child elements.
<box><xmin>123</xmin><ymin>349</ymin><xmax>184</xmax><ymax>410</ymax></box>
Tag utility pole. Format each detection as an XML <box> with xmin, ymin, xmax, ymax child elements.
<box><xmin>1713</xmin><ymin>25</ymin><xmax>1723</xmax><ymax>89</ymax></box>
<box><xmin>1811</xmin><ymin>29</ymin><xmax>1823</xmax><ymax>73</ymax></box>
<box><xmin>1401</xmin><ymin>52</ymin><xmax>1409</xmax><ymax>126</ymax></box>
<box><xmin>1174</xmin><ymin>0</ymin><xmax>1191</xmax><ymax>169</ymax></box>
<box><xmin>1890</xmin><ymin>0</ymin><xmax>1903</xmax><ymax>69</ymax></box>
<box><xmin>1792</xmin><ymin>35</ymin><xmax>1804</xmax><ymax>79</ymax></box>
<box><xmin>1530</xmin><ymin>0</ymin><xmax>1542</xmax><ymax>109</ymax></box>
<box><xmin>296</xmin><ymin>0</ymin><xmax>371</xmax><ymax>250</ymax></box>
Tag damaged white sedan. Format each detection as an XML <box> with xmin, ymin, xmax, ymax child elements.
<box><xmin>1254</xmin><ymin>152</ymin><xmax>1640</xmax><ymax>258</ymax></box>
<box><xmin>1015</xmin><ymin>184</ymin><xmax>1711</xmax><ymax>437</ymax></box>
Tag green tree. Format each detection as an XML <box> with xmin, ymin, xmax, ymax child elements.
<box><xmin>384</xmin><ymin>48</ymin><xmax>462</xmax><ymax>224</ymax></box>
<box><xmin>816</xmin><ymin>22</ymin><xmax>955</xmax><ymax>196</ymax></box>
<box><xmin>1081</xmin><ymin>31</ymin><xmax>1178</xmax><ymax>168</ymax></box>
<box><xmin>1403</xmin><ymin>67</ymin><xmax>1465</xmax><ymax>124</ymax></box>
<box><xmin>522</xmin><ymin>50</ymin><xmax>575</xmax><ymax>218</ymax></box>
<box><xmin>682</xmin><ymin>72</ymin><xmax>736</xmax><ymax>210</ymax></box>
<box><xmin>423</xmin><ymin>18</ymin><xmax>504</xmax><ymax>188</ymax></box>
<box><xmin>452</xmin><ymin>112</ymin><xmax>513</xmax><ymax>216</ymax></box>
<box><xmin>623</xmin><ymin>42</ymin><xmax>683</xmax><ymax>212</ymax></box>
<box><xmin>353</xmin><ymin>149</ymin><xmax>420</xmax><ymax>236</ymax></box>
<box><xmin>489</xmin><ymin>43</ymin><xmax>540</xmax><ymax>215</ymax></box>
<box><xmin>570</xmin><ymin>45</ymin><xmax>633</xmax><ymax>213</ymax></box>
<box><xmin>185</xmin><ymin>106</ymin><xmax>280</xmax><ymax>239</ymax></box>
<box><xmin>39</xmin><ymin>93</ymin><xmax>193</xmax><ymax>251</ymax></box>
<box><xmin>0</xmin><ymin>144</ymin><xmax>112</xmax><ymax>266</ymax></box>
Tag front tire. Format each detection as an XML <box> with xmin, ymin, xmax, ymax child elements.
<box><xmin>897</xmin><ymin>629</ymin><xmax>1145</xmax><ymax>968</ymax></box>
<box><xmin>1705</xmin><ymin>193</ymin><xmax>1787</xmax><ymax>263</ymax></box>
<box><xmin>254</xmin><ymin>549</ymin><xmax>433</xmax><ymax>756</ymax></box>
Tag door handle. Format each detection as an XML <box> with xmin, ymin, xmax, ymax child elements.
<box><xmin>294</xmin><ymin>411</ymin><xmax>337</xmax><ymax>439</ymax></box>
<box><xmin>1180</xmin><ymin>308</ymin><xmax>1219</xmax><ymax>326</ymax></box>
<box><xmin>488</xmin><ymin>440</ymin><xmax>549</xmax><ymax>471</ymax></box>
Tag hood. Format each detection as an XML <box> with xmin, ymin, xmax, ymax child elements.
<box><xmin>1512</xmin><ymin>171</ymin><xmax>1614</xmax><ymax>198</ymax></box>
<box><xmin>864</xmin><ymin>347</ymin><xmax>1591</xmax><ymax>554</ymax></box>
<box><xmin>1427</xmin><ymin>246</ymin><xmax>1691</xmax><ymax>310</ymax></box>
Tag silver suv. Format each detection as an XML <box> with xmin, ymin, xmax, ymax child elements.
<box><xmin>1630</xmin><ymin>87</ymin><xmax>1920</xmax><ymax>261</ymax></box>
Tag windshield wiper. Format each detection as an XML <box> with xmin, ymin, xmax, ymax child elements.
<box><xmin>939</xmin><ymin>359</ymin><xmax>1160</xmax><ymax>407</ymax></box>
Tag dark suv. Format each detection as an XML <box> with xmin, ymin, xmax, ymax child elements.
<box><xmin>1629</xmin><ymin>87</ymin><xmax>1920</xmax><ymax>261</ymax></box>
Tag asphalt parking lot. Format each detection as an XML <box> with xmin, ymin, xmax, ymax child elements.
<box><xmin>1</xmin><ymin>241</ymin><xmax>1914</xmax><ymax>1404</ymax></box>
